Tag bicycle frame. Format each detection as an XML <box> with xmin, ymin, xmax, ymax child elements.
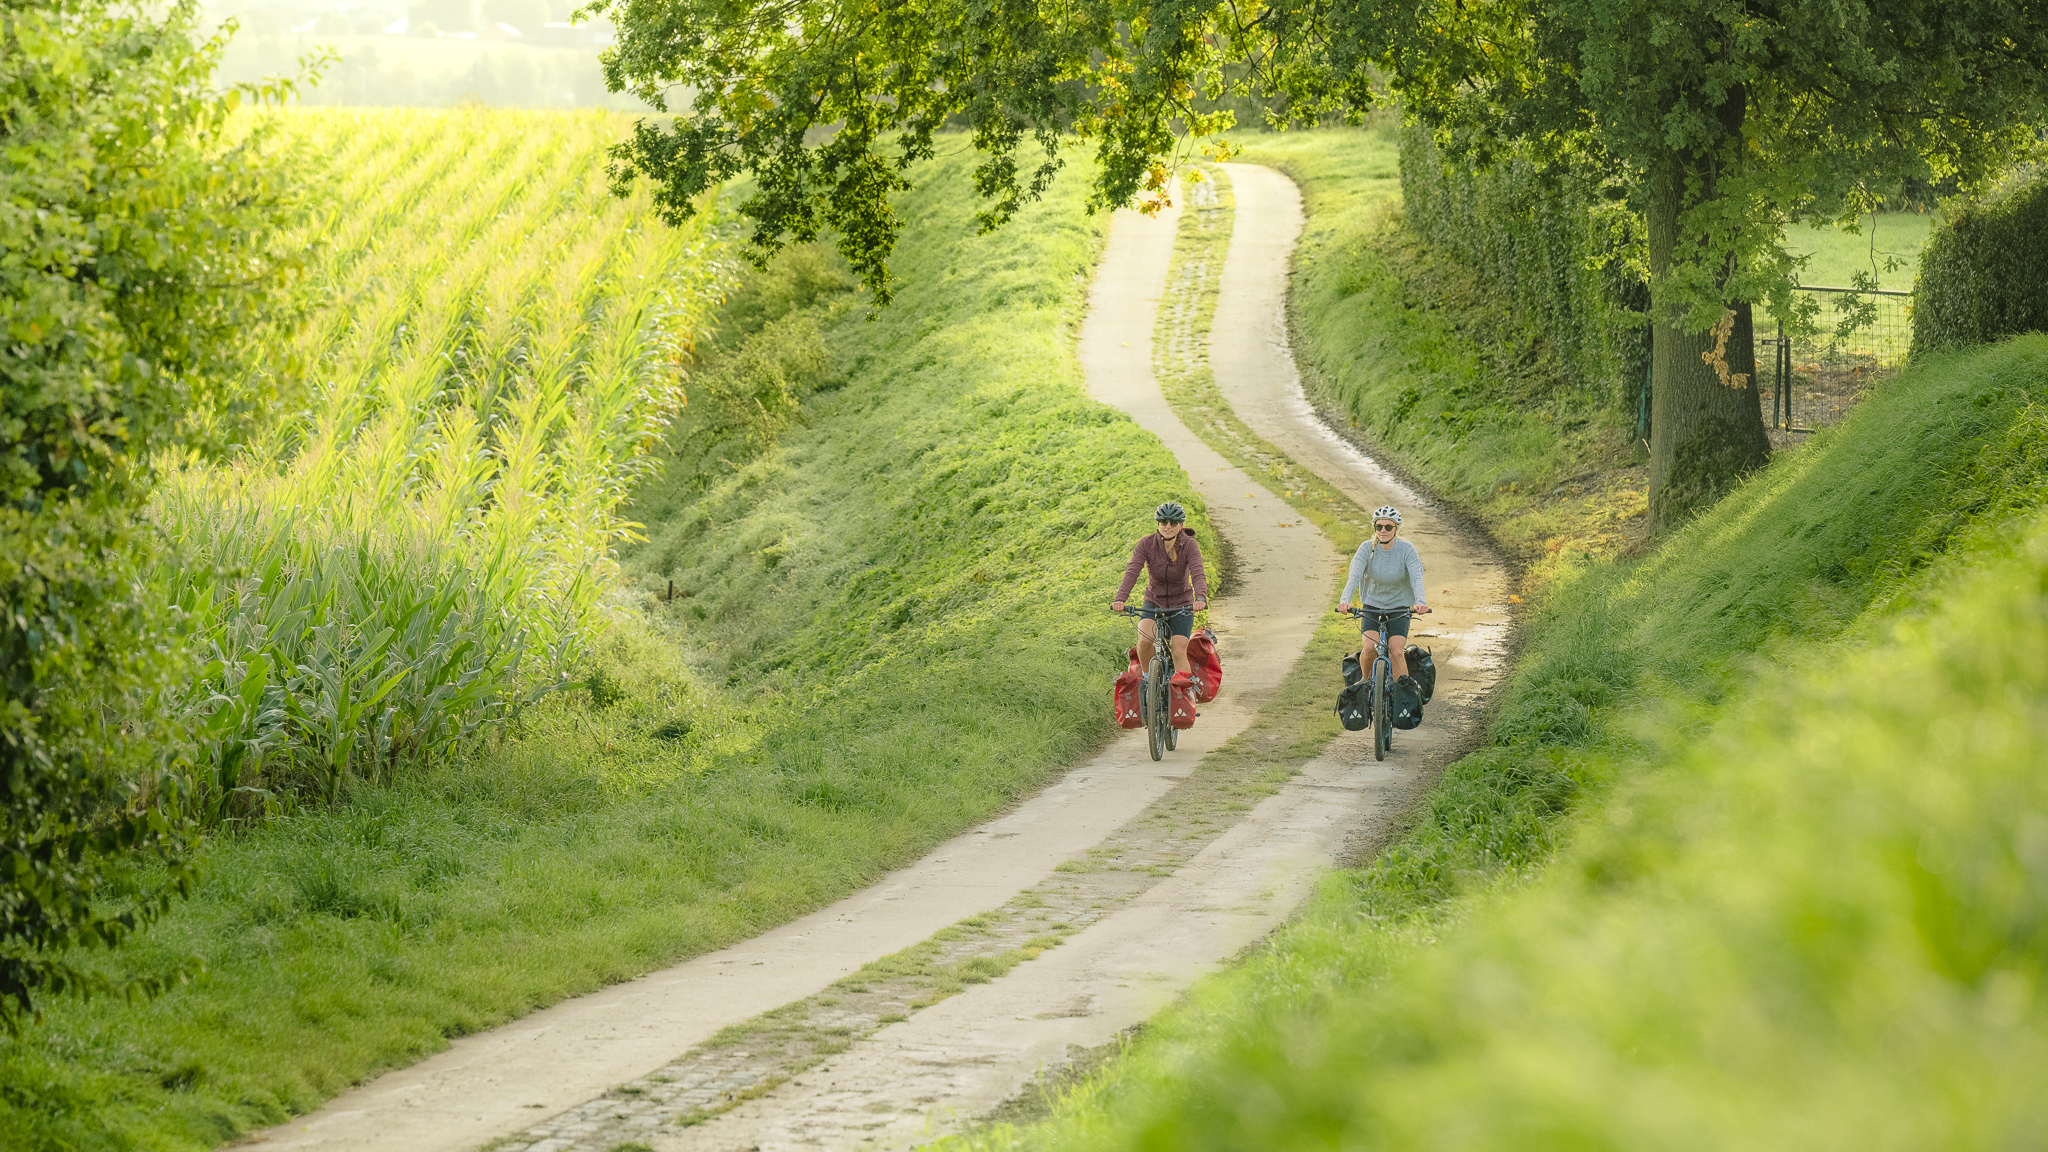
<box><xmin>1344</xmin><ymin>606</ymin><xmax>1411</xmax><ymax>760</ymax></box>
<box><xmin>1123</xmin><ymin>604</ymin><xmax>1193</xmax><ymax>761</ymax></box>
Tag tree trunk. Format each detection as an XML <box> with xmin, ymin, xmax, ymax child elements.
<box><xmin>1646</xmin><ymin>156</ymin><xmax>1771</xmax><ymax>528</ymax></box>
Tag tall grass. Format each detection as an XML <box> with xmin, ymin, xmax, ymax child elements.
<box><xmin>154</xmin><ymin>108</ymin><xmax>722</xmax><ymax>812</ymax></box>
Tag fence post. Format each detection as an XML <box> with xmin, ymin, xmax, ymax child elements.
<box><xmin>1775</xmin><ymin>317</ymin><xmax>1787</xmax><ymax>430</ymax></box>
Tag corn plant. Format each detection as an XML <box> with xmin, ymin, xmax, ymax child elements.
<box><xmin>152</xmin><ymin>108</ymin><xmax>726</xmax><ymax>817</ymax></box>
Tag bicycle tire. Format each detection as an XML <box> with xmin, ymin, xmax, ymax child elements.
<box><xmin>1373</xmin><ymin>659</ymin><xmax>1391</xmax><ymax>761</ymax></box>
<box><xmin>1147</xmin><ymin>653</ymin><xmax>1169</xmax><ymax>761</ymax></box>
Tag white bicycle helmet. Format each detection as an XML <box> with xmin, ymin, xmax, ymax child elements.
<box><xmin>1371</xmin><ymin>506</ymin><xmax>1402</xmax><ymax>525</ymax></box>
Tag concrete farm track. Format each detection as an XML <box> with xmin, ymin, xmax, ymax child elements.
<box><xmin>249</xmin><ymin>167</ymin><xmax>1509</xmax><ymax>1152</ymax></box>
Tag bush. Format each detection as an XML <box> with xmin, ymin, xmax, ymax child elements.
<box><xmin>0</xmin><ymin>0</ymin><xmax>306</xmax><ymax>1027</ymax></box>
<box><xmin>1910</xmin><ymin>174</ymin><xmax>2048</xmax><ymax>355</ymax></box>
<box><xmin>1397</xmin><ymin>127</ymin><xmax>1650</xmax><ymax>421</ymax></box>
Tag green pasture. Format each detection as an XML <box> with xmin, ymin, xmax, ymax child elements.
<box><xmin>946</xmin><ymin>331</ymin><xmax>2048</xmax><ymax>1145</ymax></box>
<box><xmin>1791</xmin><ymin>210</ymin><xmax>1937</xmax><ymax>290</ymax></box>
<box><xmin>0</xmin><ymin>120</ymin><xmax>1194</xmax><ymax>1151</ymax></box>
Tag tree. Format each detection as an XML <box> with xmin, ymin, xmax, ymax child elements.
<box><xmin>586</xmin><ymin>0</ymin><xmax>2048</xmax><ymax>524</ymax></box>
<box><xmin>0</xmin><ymin>0</ymin><xmax>309</xmax><ymax>1027</ymax></box>
<box><xmin>1398</xmin><ymin>0</ymin><xmax>2048</xmax><ymax>520</ymax></box>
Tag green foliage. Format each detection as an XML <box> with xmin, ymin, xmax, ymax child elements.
<box><xmin>946</xmin><ymin>337</ymin><xmax>2048</xmax><ymax>1152</ymax></box>
<box><xmin>1912</xmin><ymin>174</ymin><xmax>2048</xmax><ymax>356</ymax></box>
<box><xmin>626</xmin><ymin>146</ymin><xmax>1209</xmax><ymax>695</ymax></box>
<box><xmin>0</xmin><ymin>142</ymin><xmax>1207</xmax><ymax>1151</ymax></box>
<box><xmin>1397</xmin><ymin>127</ymin><xmax>1649</xmax><ymax>419</ymax></box>
<box><xmin>152</xmin><ymin>109</ymin><xmax>723</xmax><ymax>815</ymax></box>
<box><xmin>0</xmin><ymin>0</ymin><xmax>310</xmax><ymax>1028</ymax></box>
<box><xmin>1385</xmin><ymin>0</ymin><xmax>2048</xmax><ymax>325</ymax></box>
<box><xmin>155</xmin><ymin>484</ymin><xmax>553</xmax><ymax>812</ymax></box>
<box><xmin>585</xmin><ymin>0</ymin><xmax>1360</xmax><ymax>303</ymax></box>
<box><xmin>640</xmin><ymin>242</ymin><xmax>853</xmax><ymax>499</ymax></box>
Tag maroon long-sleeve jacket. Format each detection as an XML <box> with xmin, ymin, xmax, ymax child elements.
<box><xmin>1114</xmin><ymin>532</ymin><xmax>1209</xmax><ymax>609</ymax></box>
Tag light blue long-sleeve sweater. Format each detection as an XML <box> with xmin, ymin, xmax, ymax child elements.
<box><xmin>1341</xmin><ymin>537</ymin><xmax>1426</xmax><ymax>608</ymax></box>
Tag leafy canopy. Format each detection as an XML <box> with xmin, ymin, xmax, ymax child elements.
<box><xmin>582</xmin><ymin>0</ymin><xmax>1344</xmax><ymax>302</ymax></box>
<box><xmin>588</xmin><ymin>0</ymin><xmax>2048</xmax><ymax>321</ymax></box>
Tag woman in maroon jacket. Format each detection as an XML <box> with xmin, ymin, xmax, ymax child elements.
<box><xmin>1109</xmin><ymin>502</ymin><xmax>1210</xmax><ymax>688</ymax></box>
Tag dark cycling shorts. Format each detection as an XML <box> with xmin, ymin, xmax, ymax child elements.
<box><xmin>1143</xmin><ymin>601</ymin><xmax>1196</xmax><ymax>639</ymax></box>
<box><xmin>1359</xmin><ymin>607</ymin><xmax>1411</xmax><ymax>639</ymax></box>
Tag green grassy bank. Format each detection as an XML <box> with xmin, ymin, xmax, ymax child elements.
<box><xmin>951</xmin><ymin>331</ymin><xmax>2048</xmax><ymax>1147</ymax></box>
<box><xmin>0</xmin><ymin>139</ymin><xmax>1198</xmax><ymax>1150</ymax></box>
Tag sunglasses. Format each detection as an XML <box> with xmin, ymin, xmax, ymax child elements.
<box><xmin>1374</xmin><ymin>523</ymin><xmax>1397</xmax><ymax>531</ymax></box>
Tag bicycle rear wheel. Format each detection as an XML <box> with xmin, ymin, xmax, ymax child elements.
<box><xmin>1373</xmin><ymin>661</ymin><xmax>1391</xmax><ymax>761</ymax></box>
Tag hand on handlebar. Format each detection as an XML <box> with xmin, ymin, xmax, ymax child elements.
<box><xmin>1111</xmin><ymin>600</ymin><xmax>1126</xmax><ymax>614</ymax></box>
<box><xmin>1414</xmin><ymin>603</ymin><xmax>1432</xmax><ymax>614</ymax></box>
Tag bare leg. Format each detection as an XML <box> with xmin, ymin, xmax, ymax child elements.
<box><xmin>1391</xmin><ymin>634</ymin><xmax>1409</xmax><ymax>679</ymax></box>
<box><xmin>1360</xmin><ymin>629</ymin><xmax>1381</xmax><ymax>676</ymax></box>
<box><xmin>1138</xmin><ymin>618</ymin><xmax>1158</xmax><ymax>671</ymax></box>
<box><xmin>1170</xmin><ymin>632</ymin><xmax>1192</xmax><ymax>678</ymax></box>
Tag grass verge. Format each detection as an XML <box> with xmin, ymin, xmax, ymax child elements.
<box><xmin>0</xmin><ymin>140</ymin><xmax>1205</xmax><ymax>1151</ymax></box>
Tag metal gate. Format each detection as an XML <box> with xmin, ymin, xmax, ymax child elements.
<box><xmin>1757</xmin><ymin>285</ymin><xmax>1913</xmax><ymax>435</ymax></box>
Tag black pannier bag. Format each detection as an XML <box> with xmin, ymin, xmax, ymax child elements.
<box><xmin>1335</xmin><ymin>654</ymin><xmax>1370</xmax><ymax>731</ymax></box>
<box><xmin>1391</xmin><ymin>676</ymin><xmax>1423</xmax><ymax>729</ymax></box>
<box><xmin>1408</xmin><ymin>645</ymin><xmax>1437</xmax><ymax>704</ymax></box>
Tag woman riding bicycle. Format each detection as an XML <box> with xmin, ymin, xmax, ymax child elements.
<box><xmin>1337</xmin><ymin>505</ymin><xmax>1430</xmax><ymax>691</ymax></box>
<box><xmin>1110</xmin><ymin>502</ymin><xmax>1209</xmax><ymax>689</ymax></box>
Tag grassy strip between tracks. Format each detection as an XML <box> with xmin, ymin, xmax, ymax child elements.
<box><xmin>944</xmin><ymin>254</ymin><xmax>2048</xmax><ymax>1152</ymax></box>
<box><xmin>0</xmin><ymin>144</ymin><xmax>1212</xmax><ymax>1152</ymax></box>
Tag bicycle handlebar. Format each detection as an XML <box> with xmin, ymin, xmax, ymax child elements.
<box><xmin>1119</xmin><ymin>604</ymin><xmax>1194</xmax><ymax>619</ymax></box>
<box><xmin>1339</xmin><ymin>605</ymin><xmax>1430</xmax><ymax>619</ymax></box>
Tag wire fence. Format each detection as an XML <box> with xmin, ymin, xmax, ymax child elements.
<box><xmin>1756</xmin><ymin>285</ymin><xmax>1913</xmax><ymax>436</ymax></box>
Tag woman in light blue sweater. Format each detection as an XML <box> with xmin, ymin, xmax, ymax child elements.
<box><xmin>1337</xmin><ymin>505</ymin><xmax>1431</xmax><ymax>687</ymax></box>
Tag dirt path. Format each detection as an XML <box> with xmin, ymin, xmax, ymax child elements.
<box><xmin>251</xmin><ymin>170</ymin><xmax>1506</xmax><ymax>1152</ymax></box>
<box><xmin>1210</xmin><ymin>163</ymin><xmax>1512</xmax><ymax>772</ymax></box>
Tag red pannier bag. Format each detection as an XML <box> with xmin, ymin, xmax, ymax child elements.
<box><xmin>1168</xmin><ymin>678</ymin><xmax>1198</xmax><ymax>729</ymax></box>
<box><xmin>1186</xmin><ymin>627</ymin><xmax>1223</xmax><ymax>703</ymax></box>
<box><xmin>1112</xmin><ymin>647</ymin><xmax>1144</xmax><ymax>729</ymax></box>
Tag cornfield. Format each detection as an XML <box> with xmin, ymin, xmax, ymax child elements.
<box><xmin>153</xmin><ymin>108</ymin><xmax>724</xmax><ymax>814</ymax></box>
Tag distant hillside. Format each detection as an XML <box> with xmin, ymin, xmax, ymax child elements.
<box><xmin>207</xmin><ymin>0</ymin><xmax>646</xmax><ymax>108</ymax></box>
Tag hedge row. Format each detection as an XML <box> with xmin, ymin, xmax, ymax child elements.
<box><xmin>1911</xmin><ymin>174</ymin><xmax>2048</xmax><ymax>355</ymax></box>
<box><xmin>1397</xmin><ymin>127</ymin><xmax>1649</xmax><ymax>422</ymax></box>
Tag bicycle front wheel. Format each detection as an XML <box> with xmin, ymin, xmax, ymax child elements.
<box><xmin>1373</xmin><ymin>664</ymin><xmax>1391</xmax><ymax>761</ymax></box>
<box><xmin>1147</xmin><ymin>655</ymin><xmax>1169</xmax><ymax>761</ymax></box>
